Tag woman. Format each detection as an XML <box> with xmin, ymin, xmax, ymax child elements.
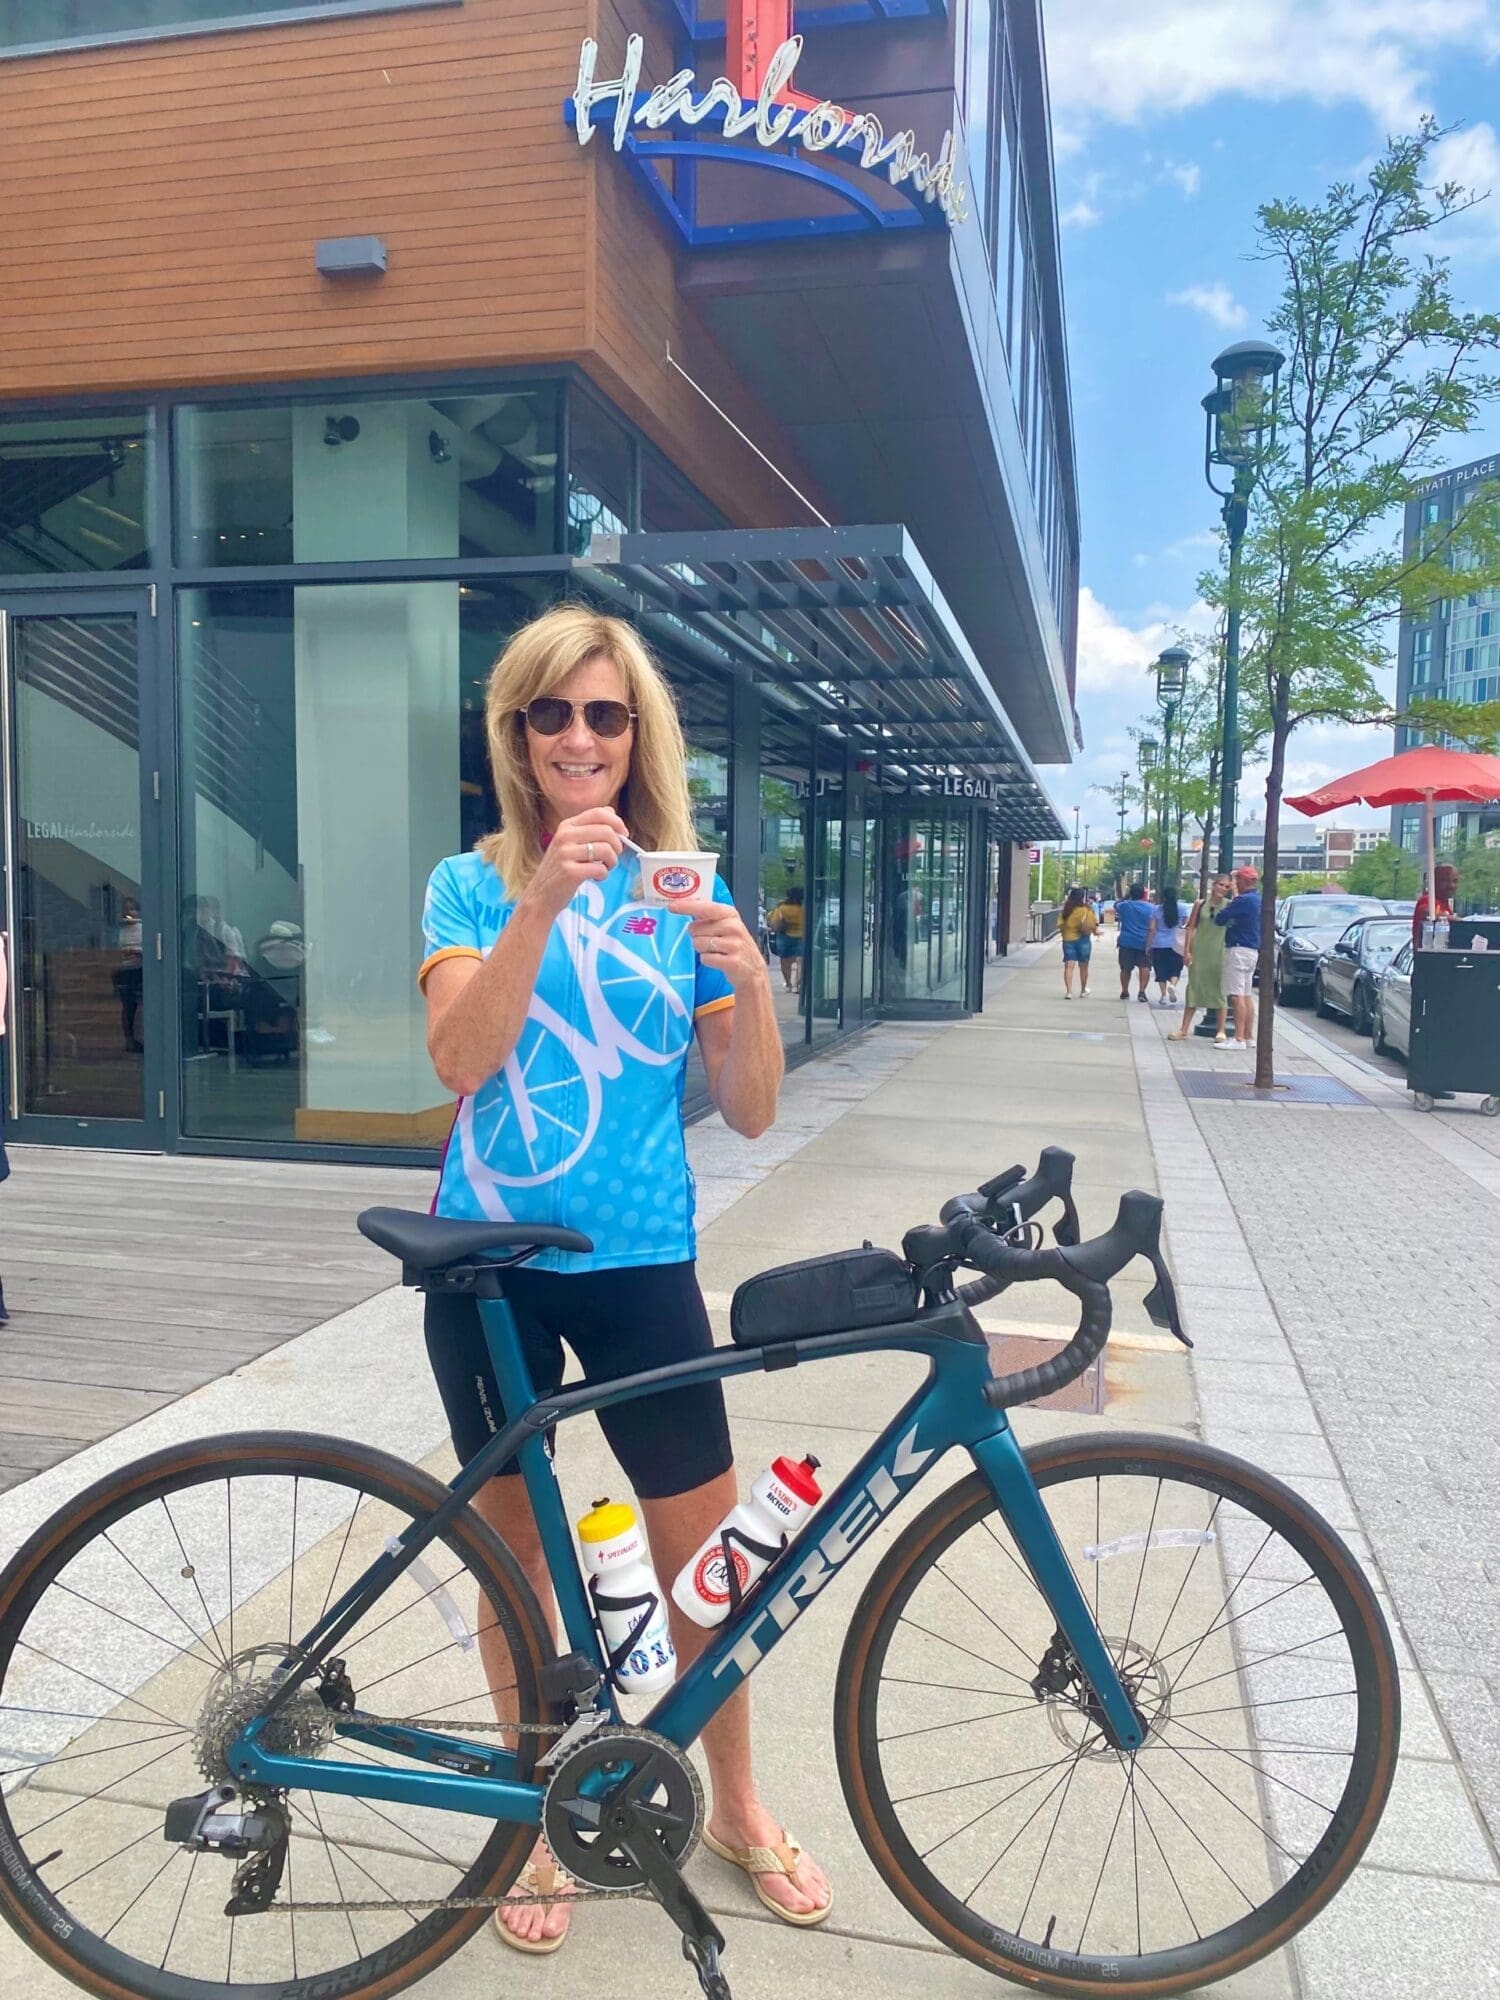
<box><xmin>420</xmin><ymin>605</ymin><xmax>830</xmax><ymax>1954</ymax></box>
<box><xmin>1170</xmin><ymin>874</ymin><xmax>1233</xmax><ymax>1045</ymax></box>
<box><xmin>766</xmin><ymin>884</ymin><xmax>805</xmax><ymax>993</ymax></box>
<box><xmin>1150</xmin><ymin>886</ymin><xmax>1187</xmax><ymax>1007</ymax></box>
<box><xmin>1057</xmin><ymin>885</ymin><xmax>1097</xmax><ymax>998</ymax></box>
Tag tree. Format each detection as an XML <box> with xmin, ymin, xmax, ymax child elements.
<box><xmin>1209</xmin><ymin>123</ymin><xmax>1500</xmax><ymax>1086</ymax></box>
<box><xmin>1401</xmin><ymin>694</ymin><xmax>1500</xmax><ymax>755</ymax></box>
<box><xmin>1345</xmin><ymin>840</ymin><xmax>1422</xmax><ymax>897</ymax></box>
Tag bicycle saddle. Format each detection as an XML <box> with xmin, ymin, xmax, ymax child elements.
<box><xmin>357</xmin><ymin>1207</ymin><xmax>593</xmax><ymax>1274</ymax></box>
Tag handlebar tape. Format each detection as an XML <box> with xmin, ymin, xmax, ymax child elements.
<box><xmin>959</xmin><ymin>1190</ymin><xmax>1167</xmax><ymax>1410</ymax></box>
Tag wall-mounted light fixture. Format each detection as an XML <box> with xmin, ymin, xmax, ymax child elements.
<box><xmin>315</xmin><ymin>236</ymin><xmax>388</xmax><ymax>278</ymax></box>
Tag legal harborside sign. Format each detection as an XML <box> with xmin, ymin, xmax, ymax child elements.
<box><xmin>566</xmin><ymin>2</ymin><xmax>968</xmax><ymax>247</ymax></box>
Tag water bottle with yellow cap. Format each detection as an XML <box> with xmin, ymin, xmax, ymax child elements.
<box><xmin>577</xmin><ymin>1497</ymin><xmax>676</xmax><ymax>1695</ymax></box>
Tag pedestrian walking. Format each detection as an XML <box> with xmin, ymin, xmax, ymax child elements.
<box><xmin>1170</xmin><ymin>874</ymin><xmax>1232</xmax><ymax>1044</ymax></box>
<box><xmin>766</xmin><ymin>886</ymin><xmax>805</xmax><ymax>994</ymax></box>
<box><xmin>1149</xmin><ymin>886</ymin><xmax>1187</xmax><ymax>1007</ymax></box>
<box><xmin>1057</xmin><ymin>886</ymin><xmax>1098</xmax><ymax>998</ymax></box>
<box><xmin>1114</xmin><ymin>882</ymin><xmax>1157</xmax><ymax>1002</ymax></box>
<box><xmin>1213</xmin><ymin>865</ymin><xmax>1263</xmax><ymax>1049</ymax></box>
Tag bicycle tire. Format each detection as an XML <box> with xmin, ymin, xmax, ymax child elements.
<box><xmin>835</xmin><ymin>1433</ymin><xmax>1399</xmax><ymax>1998</ymax></box>
<box><xmin>0</xmin><ymin>1431</ymin><xmax>558</xmax><ymax>2000</ymax></box>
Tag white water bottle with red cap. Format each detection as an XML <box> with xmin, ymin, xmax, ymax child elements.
<box><xmin>671</xmin><ymin>1456</ymin><xmax>823</xmax><ymax>1628</ymax></box>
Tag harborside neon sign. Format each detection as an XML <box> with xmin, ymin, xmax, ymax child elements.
<box><xmin>568</xmin><ymin>29</ymin><xmax>968</xmax><ymax>240</ymax></box>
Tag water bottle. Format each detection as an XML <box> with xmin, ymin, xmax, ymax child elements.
<box><xmin>671</xmin><ymin>1456</ymin><xmax>823</xmax><ymax>1629</ymax></box>
<box><xmin>576</xmin><ymin>1499</ymin><xmax>676</xmax><ymax>1695</ymax></box>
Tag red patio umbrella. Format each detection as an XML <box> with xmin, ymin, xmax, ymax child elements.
<box><xmin>1286</xmin><ymin>745</ymin><xmax>1500</xmax><ymax>922</ymax></box>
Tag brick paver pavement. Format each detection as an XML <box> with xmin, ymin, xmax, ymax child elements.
<box><xmin>1157</xmin><ymin>1025</ymin><xmax>1500</xmax><ymax>1852</ymax></box>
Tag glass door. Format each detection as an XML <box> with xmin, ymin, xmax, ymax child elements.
<box><xmin>1</xmin><ymin>594</ymin><xmax>161</xmax><ymax>1144</ymax></box>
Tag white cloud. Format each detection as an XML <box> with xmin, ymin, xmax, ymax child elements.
<box><xmin>1242</xmin><ymin>721</ymin><xmax>1399</xmax><ymax>828</ymax></box>
<box><xmin>1043</xmin><ymin>1</ymin><xmax>1500</xmax><ymax>137</ymax></box>
<box><xmin>1430</xmin><ymin>120</ymin><xmax>1500</xmax><ymax>254</ymax></box>
<box><xmin>1167</xmin><ymin>282</ymin><xmax>1248</xmax><ymax>331</ymax></box>
<box><xmin>1074</xmin><ymin>585</ymin><xmax>1211</xmax><ymax>696</ymax></box>
<box><xmin>1059</xmin><ymin>198</ymin><xmax>1103</xmax><ymax>229</ymax></box>
<box><xmin>1164</xmin><ymin>160</ymin><xmax>1202</xmax><ymax>197</ymax></box>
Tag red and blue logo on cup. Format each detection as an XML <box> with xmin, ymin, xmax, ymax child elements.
<box><xmin>652</xmin><ymin>864</ymin><xmax>703</xmax><ymax>898</ymax></box>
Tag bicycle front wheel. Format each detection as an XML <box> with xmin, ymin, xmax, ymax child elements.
<box><xmin>836</xmin><ymin>1433</ymin><xmax>1399</xmax><ymax>1998</ymax></box>
<box><xmin>0</xmin><ymin>1432</ymin><xmax>556</xmax><ymax>2000</ymax></box>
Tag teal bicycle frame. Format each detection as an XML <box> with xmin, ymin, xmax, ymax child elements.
<box><xmin>231</xmin><ymin>1289</ymin><xmax>1145</xmax><ymax>1815</ymax></box>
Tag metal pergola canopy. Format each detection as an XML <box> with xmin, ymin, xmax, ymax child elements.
<box><xmin>571</xmin><ymin>526</ymin><xmax>1066</xmax><ymax>843</ymax></box>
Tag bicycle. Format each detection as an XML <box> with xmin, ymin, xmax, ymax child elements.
<box><xmin>0</xmin><ymin>1148</ymin><xmax>1399</xmax><ymax>2000</ymax></box>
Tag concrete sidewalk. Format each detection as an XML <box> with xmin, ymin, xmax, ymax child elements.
<box><xmin>1</xmin><ymin>935</ymin><xmax>1492</xmax><ymax>1998</ymax></box>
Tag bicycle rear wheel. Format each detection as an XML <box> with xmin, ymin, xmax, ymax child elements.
<box><xmin>0</xmin><ymin>1432</ymin><xmax>556</xmax><ymax>2000</ymax></box>
<box><xmin>836</xmin><ymin>1433</ymin><xmax>1399</xmax><ymax>1998</ymax></box>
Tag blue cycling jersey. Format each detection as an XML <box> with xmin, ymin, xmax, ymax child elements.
<box><xmin>420</xmin><ymin>850</ymin><xmax>735</xmax><ymax>1273</ymax></box>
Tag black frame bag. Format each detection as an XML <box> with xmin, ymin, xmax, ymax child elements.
<box><xmin>730</xmin><ymin>1246</ymin><xmax>917</xmax><ymax>1349</ymax></box>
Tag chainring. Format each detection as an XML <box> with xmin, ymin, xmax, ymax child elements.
<box><xmin>542</xmin><ymin>1727</ymin><xmax>703</xmax><ymax>1892</ymax></box>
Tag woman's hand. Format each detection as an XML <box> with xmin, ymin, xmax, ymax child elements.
<box><xmin>518</xmin><ymin>808</ymin><xmax>629</xmax><ymax>922</ymax></box>
<box><xmin>668</xmin><ymin>897</ymin><xmax>768</xmax><ymax>990</ymax></box>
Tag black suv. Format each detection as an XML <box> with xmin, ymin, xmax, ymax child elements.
<box><xmin>1273</xmin><ymin>894</ymin><xmax>1390</xmax><ymax>1004</ymax></box>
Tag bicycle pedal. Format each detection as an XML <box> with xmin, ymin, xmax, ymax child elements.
<box><xmin>683</xmin><ymin>1933</ymin><xmax>733</xmax><ymax>2000</ymax></box>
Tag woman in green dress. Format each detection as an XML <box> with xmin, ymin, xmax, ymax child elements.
<box><xmin>1171</xmin><ymin>873</ymin><xmax>1233</xmax><ymax>1045</ymax></box>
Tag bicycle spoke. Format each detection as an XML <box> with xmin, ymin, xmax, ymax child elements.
<box><xmin>161</xmin><ymin>1496</ymin><xmax>232</xmax><ymax>1670</ymax></box>
<box><xmin>289</xmin><ymin>1476</ymin><xmax>300</xmax><ymax>1652</ymax></box>
<box><xmin>1132</xmin><ymin>1757</ymin><xmax>1256</xmax><ymax>1912</ymax></box>
<box><xmin>1164</xmin><ymin>1716</ymin><xmax>1340</xmax><ymax>1814</ymax></box>
<box><xmin>16</xmin><ymin>1636</ymin><xmax>192</xmax><ymax>1731</ymax></box>
<box><xmin>316</xmin><ymin>1492</ymin><xmax>367</xmax><ymax>1627</ymax></box>
<box><xmin>51</xmin><ymin>1580</ymin><xmax>221</xmax><ymax>1675</ymax></box>
<box><xmin>102</xmin><ymin>1841</ymin><xmax>183</xmax><ymax>1942</ymax></box>
<box><xmin>1</xmin><ymin>1725</ymin><xmax>187</xmax><ymax>1780</ymax></box>
<box><xmin>159</xmin><ymin>1847</ymin><xmax>199</xmax><ymax>1972</ymax></box>
<box><xmin>1172</xmin><ymin>1627</ymin><xmax>1348</xmax><ymax>1698</ymax></box>
<box><xmin>1147</xmin><ymin>1734</ymin><xmax>1302</xmax><ymax>1866</ymax></box>
<box><xmin>1075</xmin><ymin>1763</ymin><xmax>1132</xmax><ymax>1954</ymax></box>
<box><xmin>1156</xmin><ymin>1525</ymin><xmax>1275</xmax><ymax>1683</ymax></box>
<box><xmin>962</xmin><ymin>1748</ymin><xmax>1092</xmax><ymax>1911</ymax></box>
<box><xmin>106</xmin><ymin>1524</ymin><xmax>228</xmax><ymax>1671</ymax></box>
<box><xmin>1131</xmin><ymin>1762</ymin><xmax>1200</xmax><ymax>1944</ymax></box>
<box><xmin>226</xmin><ymin>1479</ymin><xmax>235</xmax><ymax>1662</ymax></box>
<box><xmin>306</xmin><ymin>1795</ymin><xmax>365</xmax><ymax>1961</ymax></box>
<box><xmin>1015</xmin><ymin>1734</ymin><xmax>1086</xmax><ymax>1936</ymax></box>
<box><xmin>15</xmin><ymin>1737</ymin><xmax>188</xmax><ymax>1839</ymax></box>
<box><xmin>1143</xmin><ymin>1495</ymin><xmax>1223</xmax><ymax>1663</ymax></box>
<box><xmin>932</xmin><ymin>1559</ymin><xmax>1041</xmax><ymax>1675</ymax></box>
<box><xmin>919</xmin><ymin>1753</ymin><xmax>1081</xmax><ymax>1864</ymax></box>
<box><xmin>895</xmin><ymin>1613</ymin><xmax>1037</xmax><ymax>1692</ymax></box>
<box><xmin>1172</xmin><ymin>1687</ymin><xmax>1359</xmax><ymax>1722</ymax></box>
<box><xmin>878</xmin><ymin>1699</ymin><xmax>1042</xmax><ymax>1745</ymax></box>
<box><xmin>56</xmin><ymin>1820</ymin><xmax>163</xmax><ymax>1896</ymax></box>
<box><xmin>1117</xmin><ymin>1477</ymin><xmax>1162</xmax><ymax>1669</ymax></box>
<box><xmin>339</xmin><ymin>1563</ymin><xmax>475</xmax><ymax>1659</ymax></box>
<box><xmin>897</xmin><ymin>1750</ymin><xmax>1079</xmax><ymax>1809</ymax></box>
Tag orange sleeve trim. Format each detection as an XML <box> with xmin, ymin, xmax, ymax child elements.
<box><xmin>418</xmin><ymin>945</ymin><xmax>483</xmax><ymax>991</ymax></box>
<box><xmin>693</xmin><ymin>994</ymin><xmax>737</xmax><ymax>1019</ymax></box>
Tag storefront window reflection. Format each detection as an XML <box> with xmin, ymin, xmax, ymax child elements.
<box><xmin>0</xmin><ymin>411</ymin><xmax>149</xmax><ymax>574</ymax></box>
<box><xmin>760</xmin><ymin>710</ymin><xmax>809</xmax><ymax>1047</ymax></box>
<box><xmin>809</xmin><ymin>734</ymin><xmax>844</xmax><ymax>1042</ymax></box>
<box><xmin>567</xmin><ymin>391</ymin><xmax>633</xmax><ymax>553</ymax></box>
<box><xmin>175</xmin><ymin>388</ymin><xmax>560</xmax><ymax>568</ymax></box>
<box><xmin>883</xmin><ymin>807</ymin><xmax>969</xmax><ymax>1006</ymax></box>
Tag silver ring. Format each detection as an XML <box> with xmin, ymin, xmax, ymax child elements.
<box><xmin>586</xmin><ymin>841</ymin><xmax>595</xmax><ymax>863</ymax></box>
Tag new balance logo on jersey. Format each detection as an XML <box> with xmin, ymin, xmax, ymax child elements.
<box><xmin>622</xmin><ymin>913</ymin><xmax>658</xmax><ymax>935</ymax></box>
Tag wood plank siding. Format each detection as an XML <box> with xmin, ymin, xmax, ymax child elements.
<box><xmin>0</xmin><ymin>0</ymin><xmax>823</xmax><ymax>530</ymax></box>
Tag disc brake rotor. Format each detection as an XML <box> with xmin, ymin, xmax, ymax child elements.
<box><xmin>1043</xmin><ymin>1637</ymin><xmax>1172</xmax><ymax>1758</ymax></box>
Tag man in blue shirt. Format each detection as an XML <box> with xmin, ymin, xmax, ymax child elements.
<box><xmin>1113</xmin><ymin>883</ymin><xmax>1158</xmax><ymax>1001</ymax></box>
<box><xmin>1213</xmin><ymin>866</ymin><xmax>1263</xmax><ymax>1047</ymax></box>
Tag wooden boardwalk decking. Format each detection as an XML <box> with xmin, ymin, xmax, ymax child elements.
<box><xmin>0</xmin><ymin>1145</ymin><xmax>435</xmax><ymax>1495</ymax></box>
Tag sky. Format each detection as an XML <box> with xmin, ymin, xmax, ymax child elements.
<box><xmin>1032</xmin><ymin>0</ymin><xmax>1500</xmax><ymax>848</ymax></box>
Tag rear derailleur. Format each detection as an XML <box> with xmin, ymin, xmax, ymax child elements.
<box><xmin>162</xmin><ymin>1784</ymin><xmax>290</xmax><ymax>1915</ymax></box>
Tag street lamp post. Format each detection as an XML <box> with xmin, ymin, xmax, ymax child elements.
<box><xmin>1203</xmin><ymin>339</ymin><xmax>1286</xmax><ymax>874</ymax></box>
<box><xmin>1154</xmin><ymin>646</ymin><xmax>1190</xmax><ymax>894</ymax></box>
<box><xmin>1138</xmin><ymin>735</ymin><xmax>1160</xmax><ymax>893</ymax></box>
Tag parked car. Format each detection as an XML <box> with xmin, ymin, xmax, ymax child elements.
<box><xmin>1371</xmin><ymin>940</ymin><xmax>1416</xmax><ymax>1058</ymax></box>
<box><xmin>1313</xmin><ymin>917</ymin><xmax>1410</xmax><ymax>1034</ymax></box>
<box><xmin>1383</xmin><ymin>899</ymin><xmax>1418</xmax><ymax>917</ymax></box>
<box><xmin>1273</xmin><ymin>893</ymin><xmax>1390</xmax><ymax>1003</ymax></box>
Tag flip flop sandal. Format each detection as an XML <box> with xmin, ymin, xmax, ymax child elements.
<box><xmin>492</xmin><ymin>1858</ymin><xmax>575</xmax><ymax>1956</ymax></box>
<box><xmin>702</xmin><ymin>1828</ymin><xmax>832</xmax><ymax>1928</ymax></box>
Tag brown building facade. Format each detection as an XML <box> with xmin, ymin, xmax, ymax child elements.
<box><xmin>0</xmin><ymin>0</ymin><xmax>1075</xmax><ymax>1161</ymax></box>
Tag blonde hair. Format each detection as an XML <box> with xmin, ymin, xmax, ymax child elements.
<box><xmin>480</xmin><ymin>603</ymin><xmax>696</xmax><ymax>896</ymax></box>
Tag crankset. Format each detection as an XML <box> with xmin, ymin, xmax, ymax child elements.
<box><xmin>545</xmin><ymin>1727</ymin><xmax>731</xmax><ymax>1999</ymax></box>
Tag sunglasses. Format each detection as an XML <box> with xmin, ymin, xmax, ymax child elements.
<box><xmin>519</xmin><ymin>697</ymin><xmax>636</xmax><ymax>740</ymax></box>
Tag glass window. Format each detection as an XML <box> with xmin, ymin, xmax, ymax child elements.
<box><xmin>760</xmin><ymin>705</ymin><xmax>811</xmax><ymax>1050</ymax></box>
<box><xmin>883</xmin><ymin>806</ymin><xmax>969</xmax><ymax>1005</ymax></box>
<box><xmin>1008</xmin><ymin>173</ymin><xmax>1030</xmax><ymax>378</ymax></box>
<box><xmin>0</xmin><ymin>2</ymin><xmax>437</xmax><ymax>53</ymax></box>
<box><xmin>641</xmin><ymin>451</ymin><xmax>725</xmax><ymax>533</ymax></box>
<box><xmin>567</xmin><ymin>391</ymin><xmax>633</xmax><ymax>553</ymax></box>
<box><xmin>994</xmin><ymin>72</ymin><xmax>1017</xmax><ymax>342</ymax></box>
<box><xmin>0</xmin><ymin>411</ymin><xmax>149</xmax><ymax>574</ymax></box>
<box><xmin>175</xmin><ymin>387</ymin><xmax>560</xmax><ymax>567</ymax></box>
<box><xmin>809</xmin><ymin>733</ymin><xmax>844</xmax><ymax>1043</ymax></box>
<box><xmin>963</xmin><ymin>0</ymin><xmax>992</xmax><ymax>244</ymax></box>
<box><xmin>176</xmin><ymin>576</ymin><xmax>553</xmax><ymax>1146</ymax></box>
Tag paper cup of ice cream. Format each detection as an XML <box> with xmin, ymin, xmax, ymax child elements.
<box><xmin>636</xmin><ymin>851</ymin><xmax>719</xmax><ymax>906</ymax></box>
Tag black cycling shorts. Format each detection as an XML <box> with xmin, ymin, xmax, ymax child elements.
<box><xmin>422</xmin><ymin>1260</ymin><xmax>733</xmax><ymax>1501</ymax></box>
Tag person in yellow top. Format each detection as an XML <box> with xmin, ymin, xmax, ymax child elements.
<box><xmin>1057</xmin><ymin>885</ymin><xmax>1099</xmax><ymax>998</ymax></box>
<box><xmin>767</xmin><ymin>884</ymin><xmax>806</xmax><ymax>993</ymax></box>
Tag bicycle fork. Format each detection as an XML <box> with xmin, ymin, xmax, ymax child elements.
<box><xmin>969</xmin><ymin>1426</ymin><xmax>1145</xmax><ymax>1753</ymax></box>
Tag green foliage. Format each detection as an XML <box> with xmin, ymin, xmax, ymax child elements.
<box><xmin>1276</xmin><ymin>871</ymin><xmax>1342</xmax><ymax>895</ymax></box>
<box><xmin>1451</xmin><ymin>843</ymin><xmax>1500</xmax><ymax>912</ymax></box>
<box><xmin>1401</xmin><ymin>696</ymin><xmax>1500</xmax><ymax>755</ymax></box>
<box><xmin>1198</xmin><ymin>121</ymin><xmax>1500</xmax><ymax>1080</ymax></box>
<box><xmin>1345</xmin><ymin>840</ymin><xmax>1422</xmax><ymax>897</ymax></box>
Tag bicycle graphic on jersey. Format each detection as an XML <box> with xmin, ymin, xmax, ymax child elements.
<box><xmin>455</xmin><ymin>883</ymin><xmax>701</xmax><ymax>1207</ymax></box>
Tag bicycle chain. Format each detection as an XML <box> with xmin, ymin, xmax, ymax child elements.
<box><xmin>276</xmin><ymin>1719</ymin><xmax>664</xmax><ymax>1912</ymax></box>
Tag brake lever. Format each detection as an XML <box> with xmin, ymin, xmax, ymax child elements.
<box><xmin>1144</xmin><ymin>1250</ymin><xmax>1191</xmax><ymax>1348</ymax></box>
